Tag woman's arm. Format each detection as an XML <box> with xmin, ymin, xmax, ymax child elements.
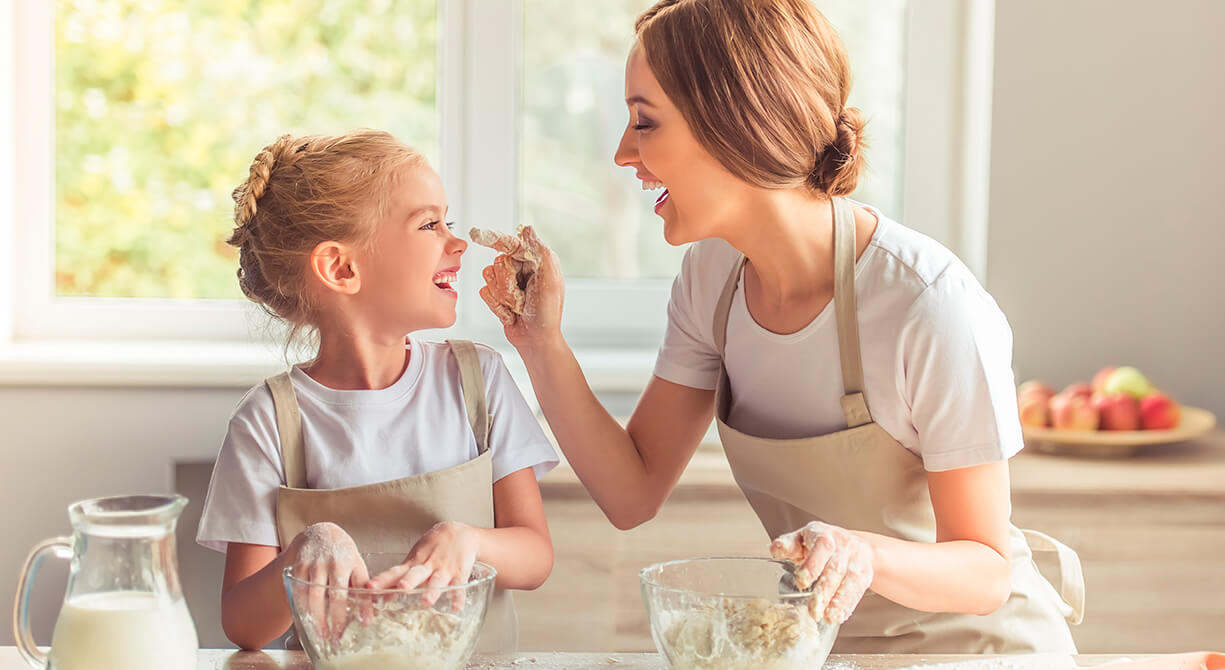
<box><xmin>476</xmin><ymin>227</ymin><xmax>716</xmax><ymax>530</ymax></box>
<box><xmin>776</xmin><ymin>460</ymin><xmax>1013</xmax><ymax>622</ymax></box>
<box><xmin>857</xmin><ymin>460</ymin><xmax>1013</xmax><ymax>615</ymax></box>
<box><xmin>520</xmin><ymin>341</ymin><xmax>715</xmax><ymax>530</ymax></box>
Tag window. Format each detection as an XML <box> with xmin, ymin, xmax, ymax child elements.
<box><xmin>4</xmin><ymin>0</ymin><xmax>991</xmax><ymax>367</ymax></box>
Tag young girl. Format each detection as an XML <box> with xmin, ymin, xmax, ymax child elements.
<box><xmin>197</xmin><ymin>129</ymin><xmax>557</xmax><ymax>652</ymax></box>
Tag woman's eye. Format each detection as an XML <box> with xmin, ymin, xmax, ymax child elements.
<box><xmin>633</xmin><ymin>122</ymin><xmax>654</xmax><ymax>131</ymax></box>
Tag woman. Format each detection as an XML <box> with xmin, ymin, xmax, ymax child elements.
<box><xmin>475</xmin><ymin>0</ymin><xmax>1083</xmax><ymax>653</ymax></box>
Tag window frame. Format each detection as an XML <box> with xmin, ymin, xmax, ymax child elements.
<box><xmin>0</xmin><ymin>0</ymin><xmax>994</xmax><ymax>383</ymax></box>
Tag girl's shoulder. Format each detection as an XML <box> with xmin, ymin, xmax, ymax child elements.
<box><xmin>408</xmin><ymin>337</ymin><xmax>510</xmax><ymax>383</ymax></box>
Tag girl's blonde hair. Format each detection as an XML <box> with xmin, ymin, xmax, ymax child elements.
<box><xmin>227</xmin><ymin>129</ymin><xmax>424</xmax><ymax>339</ymax></box>
<box><xmin>635</xmin><ymin>0</ymin><xmax>866</xmax><ymax>196</ymax></box>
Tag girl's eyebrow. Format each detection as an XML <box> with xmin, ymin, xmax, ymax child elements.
<box><xmin>626</xmin><ymin>95</ymin><xmax>656</xmax><ymax>107</ymax></box>
<box><xmin>404</xmin><ymin>205</ymin><xmax>449</xmax><ymax>220</ymax></box>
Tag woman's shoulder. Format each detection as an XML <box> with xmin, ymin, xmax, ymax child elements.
<box><xmin>864</xmin><ymin>208</ymin><xmax>979</xmax><ymax>295</ymax></box>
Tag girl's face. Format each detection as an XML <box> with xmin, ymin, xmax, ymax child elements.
<box><xmin>358</xmin><ymin>162</ymin><xmax>467</xmax><ymax>333</ymax></box>
<box><xmin>614</xmin><ymin>45</ymin><xmax>747</xmax><ymax>245</ymax></box>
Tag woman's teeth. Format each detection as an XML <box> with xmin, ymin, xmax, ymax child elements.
<box><xmin>641</xmin><ymin>180</ymin><xmax>665</xmax><ymax>191</ymax></box>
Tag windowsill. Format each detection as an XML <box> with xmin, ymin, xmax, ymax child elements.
<box><xmin>0</xmin><ymin>337</ymin><xmax>659</xmax><ymax>392</ymax></box>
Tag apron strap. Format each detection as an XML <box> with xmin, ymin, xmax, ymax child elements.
<box><xmin>447</xmin><ymin>340</ymin><xmax>491</xmax><ymax>455</ymax></box>
<box><xmin>266</xmin><ymin>371</ymin><xmax>307</xmax><ymax>489</ymax></box>
<box><xmin>832</xmin><ymin>197</ymin><xmax>872</xmax><ymax>428</ymax></box>
<box><xmin>1022</xmin><ymin>529</ymin><xmax>1087</xmax><ymax>625</ymax></box>
<box><xmin>713</xmin><ymin>256</ymin><xmax>747</xmax><ymax>357</ymax></box>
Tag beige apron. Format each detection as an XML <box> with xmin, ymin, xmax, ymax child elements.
<box><xmin>713</xmin><ymin>198</ymin><xmax>1085</xmax><ymax>653</ymax></box>
<box><xmin>268</xmin><ymin>339</ymin><xmax>516</xmax><ymax>652</ymax></box>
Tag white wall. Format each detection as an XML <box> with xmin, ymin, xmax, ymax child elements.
<box><xmin>3</xmin><ymin>0</ymin><xmax>1225</xmax><ymax>650</ymax></box>
<box><xmin>987</xmin><ymin>0</ymin><xmax>1225</xmax><ymax>416</ymax></box>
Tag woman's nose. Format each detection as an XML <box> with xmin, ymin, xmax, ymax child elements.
<box><xmin>614</xmin><ymin>125</ymin><xmax>639</xmax><ymax>167</ymax></box>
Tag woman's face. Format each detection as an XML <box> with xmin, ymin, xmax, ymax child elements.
<box><xmin>614</xmin><ymin>45</ymin><xmax>746</xmax><ymax>245</ymax></box>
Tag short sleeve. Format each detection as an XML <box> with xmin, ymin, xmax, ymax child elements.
<box><xmin>479</xmin><ymin>346</ymin><xmax>559</xmax><ymax>482</ymax></box>
<box><xmin>653</xmin><ymin>244</ymin><xmax>724</xmax><ymax>390</ymax></box>
<box><xmin>196</xmin><ymin>387</ymin><xmax>286</xmax><ymax>553</ymax></box>
<box><xmin>898</xmin><ymin>272</ymin><xmax>1024</xmax><ymax>472</ymax></box>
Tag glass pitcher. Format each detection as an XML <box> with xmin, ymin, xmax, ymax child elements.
<box><xmin>13</xmin><ymin>494</ymin><xmax>198</xmax><ymax>670</ymax></box>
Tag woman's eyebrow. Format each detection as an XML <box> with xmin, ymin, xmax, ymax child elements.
<box><xmin>626</xmin><ymin>95</ymin><xmax>656</xmax><ymax>107</ymax></box>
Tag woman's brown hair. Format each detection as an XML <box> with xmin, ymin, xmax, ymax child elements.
<box><xmin>227</xmin><ymin>129</ymin><xmax>423</xmax><ymax>342</ymax></box>
<box><xmin>635</xmin><ymin>0</ymin><xmax>866</xmax><ymax>196</ymax></box>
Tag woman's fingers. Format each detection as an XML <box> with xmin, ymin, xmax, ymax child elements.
<box><xmin>796</xmin><ymin>527</ymin><xmax>836</xmax><ymax>591</ymax></box>
<box><xmin>770</xmin><ymin>529</ymin><xmax>806</xmax><ymax>563</ymax></box>
<box><xmin>469</xmin><ymin>228</ymin><xmax>524</xmax><ymax>256</ymax></box>
<box><xmin>480</xmin><ymin>286</ymin><xmax>517</xmax><ymax>326</ymax></box>
<box><xmin>825</xmin><ymin>545</ymin><xmax>873</xmax><ymax>624</ymax></box>
<box><xmin>809</xmin><ymin>540</ymin><xmax>849</xmax><ymax>619</ymax></box>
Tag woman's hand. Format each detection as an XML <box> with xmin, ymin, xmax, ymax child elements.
<box><xmin>771</xmin><ymin>521</ymin><xmax>875</xmax><ymax>625</ymax></box>
<box><xmin>472</xmin><ymin>226</ymin><xmax>565</xmax><ymax>352</ymax></box>
<box><xmin>368</xmin><ymin>521</ymin><xmax>480</xmax><ymax>609</ymax></box>
<box><xmin>285</xmin><ymin>522</ymin><xmax>370</xmax><ymax>637</ymax></box>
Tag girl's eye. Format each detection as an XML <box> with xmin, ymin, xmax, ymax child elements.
<box><xmin>445</xmin><ymin>220</ymin><xmax>456</xmax><ymax>230</ymax></box>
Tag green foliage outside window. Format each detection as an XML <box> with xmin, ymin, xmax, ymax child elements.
<box><xmin>54</xmin><ymin>0</ymin><xmax>438</xmax><ymax>299</ymax></box>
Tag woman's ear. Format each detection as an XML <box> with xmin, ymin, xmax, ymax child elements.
<box><xmin>310</xmin><ymin>241</ymin><xmax>361</xmax><ymax>295</ymax></box>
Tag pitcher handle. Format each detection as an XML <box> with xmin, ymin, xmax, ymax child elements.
<box><xmin>12</xmin><ymin>536</ymin><xmax>73</xmax><ymax>669</ymax></box>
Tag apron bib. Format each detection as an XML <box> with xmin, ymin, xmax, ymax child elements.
<box><xmin>268</xmin><ymin>339</ymin><xmax>517</xmax><ymax>652</ymax></box>
<box><xmin>713</xmin><ymin>198</ymin><xmax>1083</xmax><ymax>653</ymax></box>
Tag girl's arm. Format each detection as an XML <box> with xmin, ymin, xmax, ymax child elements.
<box><xmin>476</xmin><ymin>228</ymin><xmax>716</xmax><ymax>530</ymax></box>
<box><xmin>220</xmin><ymin>543</ymin><xmax>292</xmax><ymax>651</ymax></box>
<box><xmin>219</xmin><ymin>523</ymin><xmax>368</xmax><ymax>650</ymax></box>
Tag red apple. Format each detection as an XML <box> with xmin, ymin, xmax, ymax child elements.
<box><xmin>1092</xmin><ymin>366</ymin><xmax>1118</xmax><ymax>394</ymax></box>
<box><xmin>1062</xmin><ymin>382</ymin><xmax>1094</xmax><ymax>401</ymax></box>
<box><xmin>1018</xmin><ymin>380</ymin><xmax>1055</xmax><ymax>402</ymax></box>
<box><xmin>1050</xmin><ymin>391</ymin><xmax>1099</xmax><ymax>431</ymax></box>
<box><xmin>1018</xmin><ymin>394</ymin><xmax>1051</xmax><ymax>428</ymax></box>
<box><xmin>1092</xmin><ymin>392</ymin><xmax>1141</xmax><ymax>431</ymax></box>
<box><xmin>1140</xmin><ymin>391</ymin><xmax>1181</xmax><ymax>430</ymax></box>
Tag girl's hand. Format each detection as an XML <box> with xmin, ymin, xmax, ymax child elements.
<box><xmin>368</xmin><ymin>522</ymin><xmax>480</xmax><ymax>609</ymax></box>
<box><xmin>285</xmin><ymin>522</ymin><xmax>370</xmax><ymax>638</ymax></box>
<box><xmin>472</xmin><ymin>226</ymin><xmax>565</xmax><ymax>352</ymax></box>
<box><xmin>770</xmin><ymin>521</ymin><xmax>874</xmax><ymax>625</ymax></box>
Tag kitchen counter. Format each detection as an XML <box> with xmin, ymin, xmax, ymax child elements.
<box><xmin>0</xmin><ymin>648</ymin><xmax>1204</xmax><ymax>669</ymax></box>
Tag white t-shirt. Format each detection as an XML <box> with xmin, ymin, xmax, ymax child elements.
<box><xmin>653</xmin><ymin>206</ymin><xmax>1024</xmax><ymax>472</ymax></box>
<box><xmin>197</xmin><ymin>336</ymin><xmax>558</xmax><ymax>552</ymax></box>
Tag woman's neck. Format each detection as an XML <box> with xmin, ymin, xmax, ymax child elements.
<box><xmin>721</xmin><ymin>189</ymin><xmax>839</xmax><ymax>309</ymax></box>
<box><xmin>304</xmin><ymin>325</ymin><xmax>410</xmax><ymax>390</ymax></box>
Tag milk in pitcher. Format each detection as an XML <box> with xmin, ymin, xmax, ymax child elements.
<box><xmin>47</xmin><ymin>592</ymin><xmax>197</xmax><ymax>670</ymax></box>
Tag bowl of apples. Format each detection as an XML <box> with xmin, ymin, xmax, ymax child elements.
<box><xmin>1017</xmin><ymin>366</ymin><xmax>1216</xmax><ymax>457</ymax></box>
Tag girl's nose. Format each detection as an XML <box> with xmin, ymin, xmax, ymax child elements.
<box><xmin>448</xmin><ymin>229</ymin><xmax>468</xmax><ymax>255</ymax></box>
<box><xmin>614</xmin><ymin>124</ymin><xmax>639</xmax><ymax>167</ymax></box>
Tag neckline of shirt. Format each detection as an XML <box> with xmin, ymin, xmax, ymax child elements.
<box><xmin>288</xmin><ymin>333</ymin><xmax>427</xmax><ymax>406</ymax></box>
<box><xmin>731</xmin><ymin>202</ymin><xmax>891</xmax><ymax>345</ymax></box>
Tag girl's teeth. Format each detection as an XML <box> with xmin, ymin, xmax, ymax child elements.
<box><xmin>640</xmin><ymin>180</ymin><xmax>664</xmax><ymax>191</ymax></box>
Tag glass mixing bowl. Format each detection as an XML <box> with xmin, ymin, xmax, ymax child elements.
<box><xmin>640</xmin><ymin>557</ymin><xmax>839</xmax><ymax>670</ymax></box>
<box><xmin>283</xmin><ymin>555</ymin><xmax>495</xmax><ymax>670</ymax></box>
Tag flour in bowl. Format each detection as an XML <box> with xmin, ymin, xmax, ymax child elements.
<box><xmin>660</xmin><ymin>598</ymin><xmax>835</xmax><ymax>670</ymax></box>
<box><xmin>306</xmin><ymin>604</ymin><xmax>479</xmax><ymax>670</ymax></box>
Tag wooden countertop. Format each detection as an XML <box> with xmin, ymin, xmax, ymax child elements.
<box><xmin>1</xmin><ymin>648</ymin><xmax>1214</xmax><ymax>669</ymax></box>
<box><xmin>536</xmin><ymin>420</ymin><xmax>1225</xmax><ymax>499</ymax></box>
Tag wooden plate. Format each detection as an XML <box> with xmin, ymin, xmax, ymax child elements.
<box><xmin>1022</xmin><ymin>406</ymin><xmax>1217</xmax><ymax>457</ymax></box>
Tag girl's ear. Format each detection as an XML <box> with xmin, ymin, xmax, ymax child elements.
<box><xmin>310</xmin><ymin>241</ymin><xmax>361</xmax><ymax>295</ymax></box>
